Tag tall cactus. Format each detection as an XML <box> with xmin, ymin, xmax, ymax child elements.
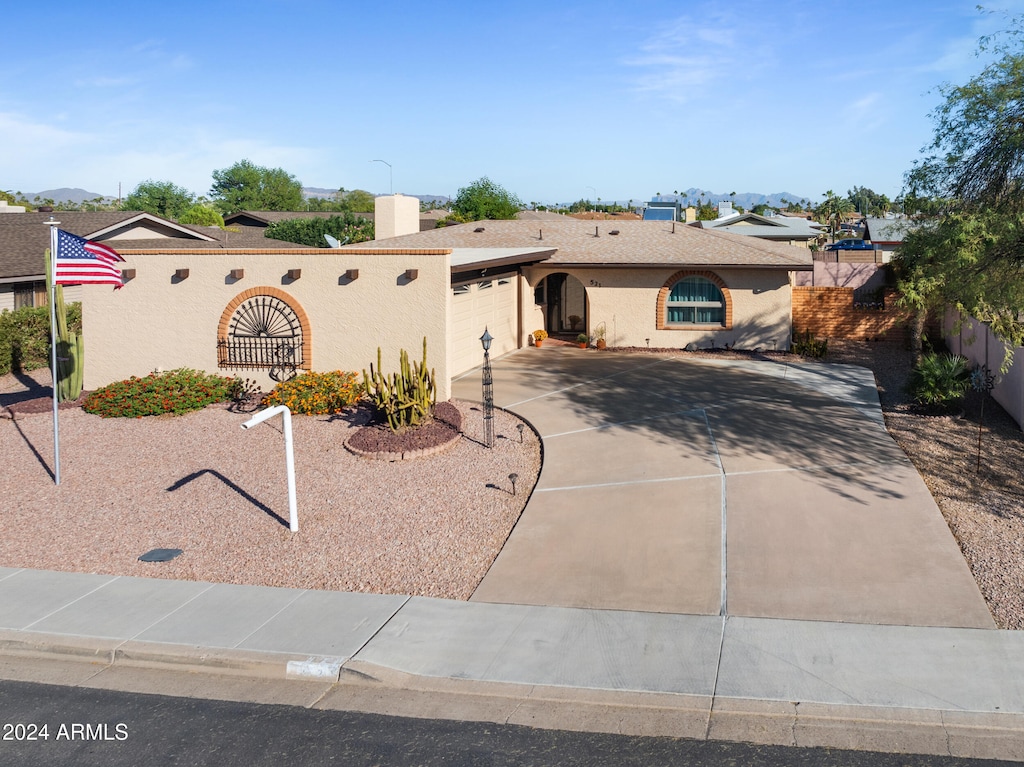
<box><xmin>45</xmin><ymin>248</ymin><xmax>84</xmax><ymax>402</ymax></box>
<box><xmin>363</xmin><ymin>337</ymin><xmax>436</xmax><ymax>432</ymax></box>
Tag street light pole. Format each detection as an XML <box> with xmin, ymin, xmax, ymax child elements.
<box><xmin>370</xmin><ymin>159</ymin><xmax>393</xmax><ymax>195</ymax></box>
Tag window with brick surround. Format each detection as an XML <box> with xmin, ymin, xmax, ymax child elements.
<box><xmin>665</xmin><ymin>276</ymin><xmax>725</xmax><ymax>326</ymax></box>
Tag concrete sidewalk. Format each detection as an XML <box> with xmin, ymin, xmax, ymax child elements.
<box><xmin>2</xmin><ymin>350</ymin><xmax>1022</xmax><ymax>760</ymax></box>
<box><xmin>1</xmin><ymin>567</ymin><xmax>1023</xmax><ymax>759</ymax></box>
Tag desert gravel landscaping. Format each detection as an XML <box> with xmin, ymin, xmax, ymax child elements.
<box><xmin>2</xmin><ymin>340</ymin><xmax>1023</xmax><ymax>627</ymax></box>
<box><xmin>0</xmin><ymin>371</ymin><xmax>540</xmax><ymax>601</ymax></box>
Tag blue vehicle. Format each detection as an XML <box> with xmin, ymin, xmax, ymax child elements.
<box><xmin>826</xmin><ymin>238</ymin><xmax>875</xmax><ymax>251</ymax></box>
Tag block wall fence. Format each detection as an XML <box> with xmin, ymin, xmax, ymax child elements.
<box><xmin>792</xmin><ymin>286</ymin><xmax>915</xmax><ymax>341</ymax></box>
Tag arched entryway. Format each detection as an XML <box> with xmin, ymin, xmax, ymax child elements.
<box><xmin>540</xmin><ymin>272</ymin><xmax>587</xmax><ymax>337</ymax></box>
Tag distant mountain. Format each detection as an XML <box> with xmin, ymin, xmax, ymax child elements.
<box><xmin>23</xmin><ymin>188</ymin><xmax>115</xmax><ymax>205</ymax></box>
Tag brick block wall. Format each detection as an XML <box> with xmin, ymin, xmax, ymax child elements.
<box><xmin>792</xmin><ymin>286</ymin><xmax>914</xmax><ymax>341</ymax></box>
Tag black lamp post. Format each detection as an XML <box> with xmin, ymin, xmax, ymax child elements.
<box><xmin>480</xmin><ymin>328</ymin><xmax>494</xmax><ymax>448</ymax></box>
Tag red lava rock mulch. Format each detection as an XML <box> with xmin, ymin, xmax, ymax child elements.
<box><xmin>345</xmin><ymin>401</ymin><xmax>463</xmax><ymax>459</ymax></box>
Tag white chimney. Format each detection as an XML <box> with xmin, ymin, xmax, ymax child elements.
<box><xmin>374</xmin><ymin>194</ymin><xmax>419</xmax><ymax>239</ymax></box>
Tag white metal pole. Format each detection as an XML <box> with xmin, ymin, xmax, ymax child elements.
<box><xmin>241</xmin><ymin>405</ymin><xmax>298</xmax><ymax>532</ymax></box>
<box><xmin>46</xmin><ymin>221</ymin><xmax>61</xmax><ymax>485</ymax></box>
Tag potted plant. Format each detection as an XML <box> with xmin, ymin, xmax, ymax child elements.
<box><xmin>593</xmin><ymin>322</ymin><xmax>607</xmax><ymax>350</ymax></box>
<box><xmin>532</xmin><ymin>329</ymin><xmax>548</xmax><ymax>347</ymax></box>
<box><xmin>576</xmin><ymin>333</ymin><xmax>589</xmax><ymax>348</ymax></box>
<box><xmin>568</xmin><ymin>314</ymin><xmax>582</xmax><ymax>331</ymax></box>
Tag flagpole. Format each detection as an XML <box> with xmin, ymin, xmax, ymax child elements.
<box><xmin>46</xmin><ymin>219</ymin><xmax>61</xmax><ymax>485</ymax></box>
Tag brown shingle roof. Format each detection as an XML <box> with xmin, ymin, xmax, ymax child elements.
<box><xmin>0</xmin><ymin>212</ymin><xmax>303</xmax><ymax>280</ymax></box>
<box><xmin>353</xmin><ymin>218</ymin><xmax>812</xmax><ymax>269</ymax></box>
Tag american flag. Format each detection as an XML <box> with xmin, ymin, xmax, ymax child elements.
<box><xmin>54</xmin><ymin>229</ymin><xmax>125</xmax><ymax>287</ymax></box>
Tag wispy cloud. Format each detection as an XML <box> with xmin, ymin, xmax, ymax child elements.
<box><xmin>621</xmin><ymin>10</ymin><xmax>775</xmax><ymax>101</ymax></box>
<box><xmin>73</xmin><ymin>76</ymin><xmax>140</xmax><ymax>88</ymax></box>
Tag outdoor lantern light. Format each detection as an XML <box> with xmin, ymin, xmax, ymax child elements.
<box><xmin>481</xmin><ymin>327</ymin><xmax>494</xmax><ymax>448</ymax></box>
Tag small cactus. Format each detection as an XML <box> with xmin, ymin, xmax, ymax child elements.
<box><xmin>45</xmin><ymin>248</ymin><xmax>84</xmax><ymax>402</ymax></box>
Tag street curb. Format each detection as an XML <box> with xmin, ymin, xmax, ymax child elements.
<box><xmin>0</xmin><ymin>629</ymin><xmax>345</xmax><ymax>681</ymax></box>
<box><xmin>2</xmin><ymin>632</ymin><xmax>1024</xmax><ymax>761</ymax></box>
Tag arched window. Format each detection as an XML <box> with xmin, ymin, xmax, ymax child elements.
<box><xmin>665</xmin><ymin>276</ymin><xmax>725</xmax><ymax>326</ymax></box>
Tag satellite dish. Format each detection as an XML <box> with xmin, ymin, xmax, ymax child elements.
<box><xmin>324</xmin><ymin>234</ymin><xmax>341</xmax><ymax>248</ymax></box>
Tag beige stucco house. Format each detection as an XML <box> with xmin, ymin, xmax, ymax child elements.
<box><xmin>354</xmin><ymin>216</ymin><xmax>813</xmax><ymax>366</ymax></box>
<box><xmin>59</xmin><ymin>196</ymin><xmax>812</xmax><ymax>400</ymax></box>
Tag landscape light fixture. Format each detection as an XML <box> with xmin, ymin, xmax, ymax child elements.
<box><xmin>139</xmin><ymin>548</ymin><xmax>183</xmax><ymax>563</ymax></box>
<box><xmin>509</xmin><ymin>473</ymin><xmax>519</xmax><ymax>496</ymax></box>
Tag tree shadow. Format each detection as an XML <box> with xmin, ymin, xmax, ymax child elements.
<box><xmin>479</xmin><ymin>323</ymin><xmax>911</xmax><ymax>503</ymax></box>
<box><xmin>166</xmin><ymin>468</ymin><xmax>290</xmax><ymax>529</ymax></box>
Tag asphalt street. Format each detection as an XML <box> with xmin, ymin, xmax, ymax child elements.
<box><xmin>0</xmin><ymin>680</ymin><xmax>1015</xmax><ymax>767</ymax></box>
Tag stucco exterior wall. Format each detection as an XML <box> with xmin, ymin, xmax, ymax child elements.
<box><xmin>793</xmin><ymin>262</ymin><xmax>888</xmax><ymax>289</ymax></box>
<box><xmin>524</xmin><ymin>266</ymin><xmax>794</xmax><ymax>350</ymax></box>
<box><xmin>82</xmin><ymin>249</ymin><xmax>452</xmax><ymax>400</ymax></box>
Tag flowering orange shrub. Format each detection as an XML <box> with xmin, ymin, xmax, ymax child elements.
<box><xmin>83</xmin><ymin>369</ymin><xmax>238</xmax><ymax>417</ymax></box>
<box><xmin>261</xmin><ymin>370</ymin><xmax>363</xmax><ymax>415</ymax></box>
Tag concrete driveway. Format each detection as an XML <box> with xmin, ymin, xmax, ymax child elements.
<box><xmin>451</xmin><ymin>348</ymin><xmax>994</xmax><ymax>629</ymax></box>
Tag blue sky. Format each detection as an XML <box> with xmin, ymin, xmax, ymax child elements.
<box><xmin>3</xmin><ymin>1</ymin><xmax>1024</xmax><ymax>206</ymax></box>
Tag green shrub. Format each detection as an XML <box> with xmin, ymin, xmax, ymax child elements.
<box><xmin>907</xmin><ymin>353</ymin><xmax>970</xmax><ymax>408</ymax></box>
<box><xmin>261</xmin><ymin>370</ymin><xmax>363</xmax><ymax>415</ymax></box>
<box><xmin>83</xmin><ymin>368</ymin><xmax>239</xmax><ymax>417</ymax></box>
<box><xmin>792</xmin><ymin>330</ymin><xmax>828</xmax><ymax>358</ymax></box>
<box><xmin>0</xmin><ymin>303</ymin><xmax>82</xmax><ymax>376</ymax></box>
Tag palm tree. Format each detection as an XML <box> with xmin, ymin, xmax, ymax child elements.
<box><xmin>817</xmin><ymin>190</ymin><xmax>855</xmax><ymax>242</ymax></box>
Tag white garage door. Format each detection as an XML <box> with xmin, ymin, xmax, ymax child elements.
<box><xmin>451</xmin><ymin>276</ymin><xmax>518</xmax><ymax>375</ymax></box>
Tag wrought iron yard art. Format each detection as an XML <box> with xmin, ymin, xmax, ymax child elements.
<box><xmin>971</xmin><ymin>363</ymin><xmax>996</xmax><ymax>473</ymax></box>
<box><xmin>218</xmin><ymin>294</ymin><xmax>303</xmax><ymax>381</ymax></box>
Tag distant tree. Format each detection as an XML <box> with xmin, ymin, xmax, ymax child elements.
<box><xmin>210</xmin><ymin>159</ymin><xmax>304</xmax><ymax>214</ymax></box>
<box><xmin>121</xmin><ymin>180</ymin><xmax>195</xmax><ymax>219</ymax></box>
<box><xmin>178</xmin><ymin>204</ymin><xmax>225</xmax><ymax>227</ymax></box>
<box><xmin>450</xmin><ymin>177</ymin><xmax>522</xmax><ymax>221</ymax></box>
<box><xmin>816</xmin><ymin>190</ymin><xmax>855</xmax><ymax>241</ymax></box>
<box><xmin>264</xmin><ymin>213</ymin><xmax>374</xmax><ymax>247</ymax></box>
<box><xmin>2</xmin><ymin>190</ymin><xmax>35</xmax><ymax>210</ymax></box>
<box><xmin>751</xmin><ymin>203</ymin><xmax>773</xmax><ymax>216</ymax></box>
<box><xmin>696</xmin><ymin>201</ymin><xmax>718</xmax><ymax>220</ymax></box>
<box><xmin>341</xmin><ymin>189</ymin><xmax>375</xmax><ymax>212</ymax></box>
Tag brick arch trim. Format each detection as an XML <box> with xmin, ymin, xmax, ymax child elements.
<box><xmin>218</xmin><ymin>287</ymin><xmax>313</xmax><ymax>370</ymax></box>
<box><xmin>656</xmin><ymin>269</ymin><xmax>733</xmax><ymax>330</ymax></box>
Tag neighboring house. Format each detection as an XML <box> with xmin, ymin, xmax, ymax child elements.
<box><xmin>0</xmin><ymin>211</ymin><xmax>214</xmax><ymax>312</ymax></box>
<box><xmin>861</xmin><ymin>217</ymin><xmax>906</xmax><ymax>261</ymax></box>
<box><xmin>692</xmin><ymin>211</ymin><xmax>824</xmax><ymax>248</ymax></box>
<box><xmin>642</xmin><ymin>200</ymin><xmax>680</xmax><ymax>221</ymax></box>
<box><xmin>349</xmin><ymin>216</ymin><xmax>813</xmax><ymax>367</ymax></box>
<box><xmin>0</xmin><ymin>211</ymin><xmax>301</xmax><ymax>312</ymax></box>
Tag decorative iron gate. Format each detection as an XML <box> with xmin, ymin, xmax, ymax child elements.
<box><xmin>217</xmin><ymin>295</ymin><xmax>304</xmax><ymax>381</ymax></box>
